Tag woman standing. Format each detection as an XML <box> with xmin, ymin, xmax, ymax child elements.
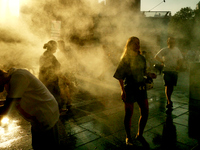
<box><xmin>39</xmin><ymin>40</ymin><xmax>62</xmax><ymax>110</ymax></box>
<box><xmin>113</xmin><ymin>36</ymin><xmax>156</xmax><ymax>147</ymax></box>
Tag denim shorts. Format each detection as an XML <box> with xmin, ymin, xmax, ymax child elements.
<box><xmin>163</xmin><ymin>71</ymin><xmax>178</xmax><ymax>86</ymax></box>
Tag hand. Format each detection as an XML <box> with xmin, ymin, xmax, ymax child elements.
<box><xmin>121</xmin><ymin>90</ymin><xmax>126</xmax><ymax>102</ymax></box>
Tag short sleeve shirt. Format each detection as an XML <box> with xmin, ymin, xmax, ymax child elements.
<box><xmin>7</xmin><ymin>68</ymin><xmax>60</xmax><ymax>129</ymax></box>
<box><xmin>155</xmin><ymin>47</ymin><xmax>183</xmax><ymax>71</ymax></box>
<box><xmin>113</xmin><ymin>55</ymin><xmax>147</xmax><ymax>102</ymax></box>
<box><xmin>114</xmin><ymin>55</ymin><xmax>146</xmax><ymax>86</ymax></box>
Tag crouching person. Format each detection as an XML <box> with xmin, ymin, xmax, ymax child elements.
<box><xmin>0</xmin><ymin>68</ymin><xmax>60</xmax><ymax>150</ymax></box>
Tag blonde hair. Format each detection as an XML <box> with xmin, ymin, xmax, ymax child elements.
<box><xmin>0</xmin><ymin>69</ymin><xmax>6</xmax><ymax>76</ymax></box>
<box><xmin>121</xmin><ymin>36</ymin><xmax>141</xmax><ymax>60</ymax></box>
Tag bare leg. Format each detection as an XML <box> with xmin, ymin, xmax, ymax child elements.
<box><xmin>136</xmin><ymin>99</ymin><xmax>150</xmax><ymax>148</ymax></box>
<box><xmin>137</xmin><ymin>99</ymin><xmax>149</xmax><ymax>137</ymax></box>
<box><xmin>124</xmin><ymin>102</ymin><xmax>134</xmax><ymax>139</ymax></box>
<box><xmin>165</xmin><ymin>85</ymin><xmax>174</xmax><ymax>106</ymax></box>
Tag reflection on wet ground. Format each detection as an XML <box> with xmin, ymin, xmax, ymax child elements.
<box><xmin>0</xmin><ymin>71</ymin><xmax>199</xmax><ymax>149</ymax></box>
<box><xmin>0</xmin><ymin>109</ymin><xmax>32</xmax><ymax>150</ymax></box>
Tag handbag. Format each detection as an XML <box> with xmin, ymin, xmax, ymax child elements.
<box><xmin>153</xmin><ymin>64</ymin><xmax>164</xmax><ymax>72</ymax></box>
<box><xmin>144</xmin><ymin>76</ymin><xmax>154</xmax><ymax>90</ymax></box>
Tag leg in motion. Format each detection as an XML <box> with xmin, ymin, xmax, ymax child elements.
<box><xmin>165</xmin><ymin>85</ymin><xmax>174</xmax><ymax>108</ymax></box>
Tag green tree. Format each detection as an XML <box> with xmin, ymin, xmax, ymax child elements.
<box><xmin>168</xmin><ymin>7</ymin><xmax>195</xmax><ymax>51</ymax></box>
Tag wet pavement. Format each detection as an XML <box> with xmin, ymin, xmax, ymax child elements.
<box><xmin>0</xmin><ymin>71</ymin><xmax>200</xmax><ymax>150</ymax></box>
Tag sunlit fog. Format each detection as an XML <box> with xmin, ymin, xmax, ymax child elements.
<box><xmin>0</xmin><ymin>0</ymin><xmax>197</xmax><ymax>95</ymax></box>
<box><xmin>0</xmin><ymin>0</ymin><xmax>141</xmax><ymax>94</ymax></box>
<box><xmin>0</xmin><ymin>0</ymin><xmax>20</xmax><ymax>19</ymax></box>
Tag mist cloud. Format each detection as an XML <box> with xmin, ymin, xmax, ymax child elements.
<box><xmin>0</xmin><ymin>0</ymin><xmax>169</xmax><ymax>95</ymax></box>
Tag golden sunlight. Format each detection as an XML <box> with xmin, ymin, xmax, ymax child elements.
<box><xmin>8</xmin><ymin>0</ymin><xmax>20</xmax><ymax>17</ymax></box>
<box><xmin>0</xmin><ymin>0</ymin><xmax>20</xmax><ymax>21</ymax></box>
<box><xmin>98</xmin><ymin>0</ymin><xmax>106</xmax><ymax>5</ymax></box>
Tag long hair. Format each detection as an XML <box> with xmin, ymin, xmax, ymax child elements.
<box><xmin>121</xmin><ymin>36</ymin><xmax>141</xmax><ymax>60</ymax></box>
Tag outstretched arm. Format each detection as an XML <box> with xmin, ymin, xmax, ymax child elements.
<box><xmin>154</xmin><ymin>55</ymin><xmax>164</xmax><ymax>64</ymax></box>
<box><xmin>0</xmin><ymin>98</ymin><xmax>19</xmax><ymax>116</ymax></box>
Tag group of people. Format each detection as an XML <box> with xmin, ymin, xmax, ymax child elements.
<box><xmin>0</xmin><ymin>36</ymin><xmax>183</xmax><ymax>149</ymax></box>
<box><xmin>0</xmin><ymin>39</ymin><xmax>75</xmax><ymax>149</ymax></box>
<box><xmin>113</xmin><ymin>36</ymin><xmax>183</xmax><ymax>148</ymax></box>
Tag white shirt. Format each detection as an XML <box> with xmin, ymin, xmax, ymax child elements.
<box><xmin>155</xmin><ymin>47</ymin><xmax>183</xmax><ymax>71</ymax></box>
<box><xmin>7</xmin><ymin>68</ymin><xmax>59</xmax><ymax>130</ymax></box>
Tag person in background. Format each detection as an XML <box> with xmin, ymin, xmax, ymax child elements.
<box><xmin>57</xmin><ymin>40</ymin><xmax>77</xmax><ymax>110</ymax></box>
<box><xmin>154</xmin><ymin>37</ymin><xmax>183</xmax><ymax>109</ymax></box>
<box><xmin>39</xmin><ymin>40</ymin><xmax>64</xmax><ymax>111</ymax></box>
<box><xmin>0</xmin><ymin>68</ymin><xmax>60</xmax><ymax>149</ymax></box>
<box><xmin>113</xmin><ymin>36</ymin><xmax>156</xmax><ymax>147</ymax></box>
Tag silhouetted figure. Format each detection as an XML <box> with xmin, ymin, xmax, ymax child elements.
<box><xmin>39</xmin><ymin>40</ymin><xmax>63</xmax><ymax>110</ymax></box>
<box><xmin>113</xmin><ymin>36</ymin><xmax>156</xmax><ymax>148</ymax></box>
<box><xmin>154</xmin><ymin>37</ymin><xmax>183</xmax><ymax>109</ymax></box>
<box><xmin>0</xmin><ymin>68</ymin><xmax>60</xmax><ymax>149</ymax></box>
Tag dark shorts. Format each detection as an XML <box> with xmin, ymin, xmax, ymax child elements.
<box><xmin>163</xmin><ymin>71</ymin><xmax>178</xmax><ymax>86</ymax></box>
<box><xmin>125</xmin><ymin>83</ymin><xmax>147</xmax><ymax>103</ymax></box>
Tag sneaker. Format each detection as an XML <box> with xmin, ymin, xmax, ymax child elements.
<box><xmin>135</xmin><ymin>135</ymin><xmax>150</xmax><ymax>149</ymax></box>
<box><xmin>125</xmin><ymin>138</ymin><xmax>133</xmax><ymax>146</ymax></box>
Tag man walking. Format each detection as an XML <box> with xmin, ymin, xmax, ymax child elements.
<box><xmin>154</xmin><ymin>37</ymin><xmax>183</xmax><ymax>109</ymax></box>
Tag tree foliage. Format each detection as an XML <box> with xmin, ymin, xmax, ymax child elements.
<box><xmin>168</xmin><ymin>7</ymin><xmax>195</xmax><ymax>50</ymax></box>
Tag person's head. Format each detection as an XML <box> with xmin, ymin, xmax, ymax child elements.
<box><xmin>43</xmin><ymin>40</ymin><xmax>57</xmax><ymax>53</ymax></box>
<box><xmin>0</xmin><ymin>69</ymin><xmax>9</xmax><ymax>92</ymax></box>
<box><xmin>167</xmin><ymin>37</ymin><xmax>176</xmax><ymax>49</ymax></box>
<box><xmin>121</xmin><ymin>36</ymin><xmax>140</xmax><ymax>59</ymax></box>
<box><xmin>57</xmin><ymin>40</ymin><xmax>65</xmax><ymax>52</ymax></box>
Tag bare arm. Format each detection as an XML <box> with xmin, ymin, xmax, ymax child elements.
<box><xmin>154</xmin><ymin>55</ymin><xmax>164</xmax><ymax>64</ymax></box>
<box><xmin>119</xmin><ymin>79</ymin><xmax>126</xmax><ymax>102</ymax></box>
<box><xmin>0</xmin><ymin>98</ymin><xmax>16</xmax><ymax>116</ymax></box>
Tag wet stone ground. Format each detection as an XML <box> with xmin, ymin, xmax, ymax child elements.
<box><xmin>0</xmin><ymin>71</ymin><xmax>199</xmax><ymax>150</ymax></box>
